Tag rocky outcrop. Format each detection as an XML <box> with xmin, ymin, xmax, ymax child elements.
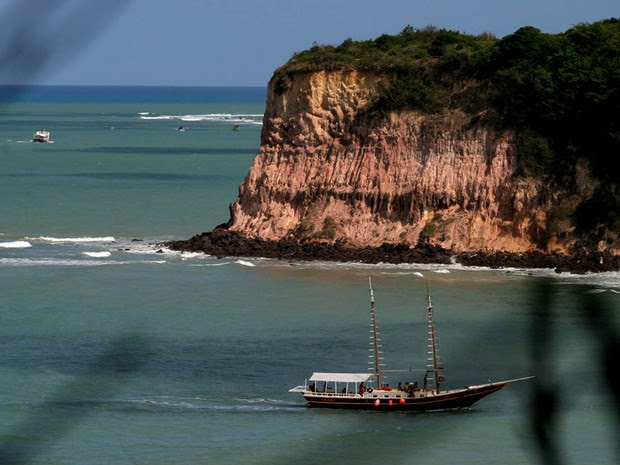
<box><xmin>226</xmin><ymin>69</ymin><xmax>578</xmax><ymax>254</ymax></box>
<box><xmin>166</xmin><ymin>228</ymin><xmax>620</xmax><ymax>272</ymax></box>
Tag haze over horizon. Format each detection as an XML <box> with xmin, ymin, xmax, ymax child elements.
<box><xmin>0</xmin><ymin>0</ymin><xmax>617</xmax><ymax>87</ymax></box>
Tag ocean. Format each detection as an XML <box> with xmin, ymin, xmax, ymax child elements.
<box><xmin>0</xmin><ymin>86</ymin><xmax>617</xmax><ymax>465</ymax></box>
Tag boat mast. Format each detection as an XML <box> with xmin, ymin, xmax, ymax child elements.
<box><xmin>368</xmin><ymin>277</ymin><xmax>383</xmax><ymax>388</ymax></box>
<box><xmin>426</xmin><ymin>284</ymin><xmax>442</xmax><ymax>393</ymax></box>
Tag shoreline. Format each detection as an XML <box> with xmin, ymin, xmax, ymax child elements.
<box><xmin>164</xmin><ymin>228</ymin><xmax>620</xmax><ymax>274</ymax></box>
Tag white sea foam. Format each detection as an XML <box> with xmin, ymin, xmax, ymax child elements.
<box><xmin>250</xmin><ymin>257</ymin><xmax>620</xmax><ymax>289</ymax></box>
<box><xmin>583</xmin><ymin>288</ymin><xmax>618</xmax><ymax>294</ymax></box>
<box><xmin>139</xmin><ymin>115</ymin><xmax>173</xmax><ymax>120</ymax></box>
<box><xmin>128</xmin><ymin>398</ymin><xmax>202</xmax><ymax>409</ymax></box>
<box><xmin>132</xmin><ymin>246</ymin><xmax>198</xmax><ymax>258</ymax></box>
<box><xmin>208</xmin><ymin>403</ymin><xmax>302</xmax><ymax>412</ymax></box>
<box><xmin>144</xmin><ymin>246</ymin><xmax>214</xmax><ymax>261</ymax></box>
<box><xmin>124</xmin><ymin>396</ymin><xmax>300</xmax><ymax>413</ymax></box>
<box><xmin>0</xmin><ymin>258</ymin><xmax>165</xmax><ymax>267</ymax></box>
<box><xmin>0</xmin><ymin>240</ymin><xmax>32</xmax><ymax>248</ymax></box>
<box><xmin>33</xmin><ymin>236</ymin><xmax>116</xmax><ymax>243</ymax></box>
<box><xmin>433</xmin><ymin>269</ymin><xmax>450</xmax><ymax>274</ymax></box>
<box><xmin>189</xmin><ymin>261</ymin><xmax>231</xmax><ymax>267</ymax></box>
<box><xmin>82</xmin><ymin>251</ymin><xmax>111</xmax><ymax>258</ymax></box>
<box><xmin>180</xmin><ymin>252</ymin><xmax>205</xmax><ymax>259</ymax></box>
<box><xmin>187</xmin><ymin>259</ymin><xmax>255</xmax><ymax>267</ymax></box>
<box><xmin>139</xmin><ymin>112</ymin><xmax>263</xmax><ymax>125</ymax></box>
<box><xmin>234</xmin><ymin>397</ymin><xmax>299</xmax><ymax>406</ymax></box>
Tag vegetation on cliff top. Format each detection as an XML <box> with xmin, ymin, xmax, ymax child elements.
<box><xmin>273</xmin><ymin>19</ymin><xmax>620</xmax><ymax>248</ymax></box>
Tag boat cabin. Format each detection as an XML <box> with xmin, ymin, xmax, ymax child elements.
<box><xmin>289</xmin><ymin>372</ymin><xmax>375</xmax><ymax>396</ymax></box>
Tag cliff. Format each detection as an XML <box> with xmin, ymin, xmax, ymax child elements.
<box><xmin>226</xmin><ymin>69</ymin><xmax>583</xmax><ymax>254</ymax></box>
<box><xmin>168</xmin><ymin>22</ymin><xmax>620</xmax><ymax>271</ymax></box>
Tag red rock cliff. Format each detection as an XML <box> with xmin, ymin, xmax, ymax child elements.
<box><xmin>227</xmin><ymin>70</ymin><xmax>584</xmax><ymax>253</ymax></box>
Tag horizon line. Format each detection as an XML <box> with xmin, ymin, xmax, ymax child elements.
<box><xmin>0</xmin><ymin>83</ymin><xmax>267</xmax><ymax>88</ymax></box>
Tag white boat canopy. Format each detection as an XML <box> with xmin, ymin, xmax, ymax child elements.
<box><xmin>309</xmin><ymin>373</ymin><xmax>374</xmax><ymax>383</ymax></box>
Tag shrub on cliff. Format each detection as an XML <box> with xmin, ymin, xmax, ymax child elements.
<box><xmin>316</xmin><ymin>216</ymin><xmax>338</xmax><ymax>240</ymax></box>
<box><xmin>292</xmin><ymin>218</ymin><xmax>314</xmax><ymax>238</ymax></box>
<box><xmin>419</xmin><ymin>222</ymin><xmax>437</xmax><ymax>243</ymax></box>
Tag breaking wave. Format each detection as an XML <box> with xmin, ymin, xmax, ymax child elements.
<box><xmin>187</xmin><ymin>259</ymin><xmax>257</xmax><ymax>268</ymax></box>
<box><xmin>139</xmin><ymin>112</ymin><xmax>263</xmax><ymax>125</ymax></box>
<box><xmin>32</xmin><ymin>236</ymin><xmax>116</xmax><ymax>243</ymax></box>
<box><xmin>82</xmin><ymin>251</ymin><xmax>112</xmax><ymax>258</ymax></box>
<box><xmin>0</xmin><ymin>258</ymin><xmax>165</xmax><ymax>267</ymax></box>
<box><xmin>0</xmin><ymin>240</ymin><xmax>32</xmax><ymax>248</ymax></box>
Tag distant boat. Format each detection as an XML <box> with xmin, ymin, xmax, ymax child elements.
<box><xmin>289</xmin><ymin>278</ymin><xmax>533</xmax><ymax>411</ymax></box>
<box><xmin>32</xmin><ymin>130</ymin><xmax>50</xmax><ymax>143</ymax></box>
<box><xmin>232</xmin><ymin>124</ymin><xmax>240</xmax><ymax>131</ymax></box>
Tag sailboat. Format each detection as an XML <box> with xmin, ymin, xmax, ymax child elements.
<box><xmin>289</xmin><ymin>278</ymin><xmax>533</xmax><ymax>411</ymax></box>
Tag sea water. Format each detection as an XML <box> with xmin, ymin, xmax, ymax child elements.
<box><xmin>0</xmin><ymin>86</ymin><xmax>617</xmax><ymax>465</ymax></box>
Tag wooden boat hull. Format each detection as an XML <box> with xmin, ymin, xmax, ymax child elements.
<box><xmin>303</xmin><ymin>382</ymin><xmax>507</xmax><ymax>411</ymax></box>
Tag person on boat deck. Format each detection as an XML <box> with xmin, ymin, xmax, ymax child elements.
<box><xmin>383</xmin><ymin>384</ymin><xmax>392</xmax><ymax>391</ymax></box>
<box><xmin>341</xmin><ymin>387</ymin><xmax>347</xmax><ymax>394</ymax></box>
<box><xmin>398</xmin><ymin>382</ymin><xmax>403</xmax><ymax>391</ymax></box>
<box><xmin>423</xmin><ymin>374</ymin><xmax>428</xmax><ymax>391</ymax></box>
<box><xmin>404</xmin><ymin>382</ymin><xmax>409</xmax><ymax>392</ymax></box>
<box><xmin>412</xmin><ymin>381</ymin><xmax>419</xmax><ymax>391</ymax></box>
<box><xmin>358</xmin><ymin>382</ymin><xmax>366</xmax><ymax>394</ymax></box>
<box><xmin>309</xmin><ymin>383</ymin><xmax>316</xmax><ymax>392</ymax></box>
<box><xmin>322</xmin><ymin>382</ymin><xmax>327</xmax><ymax>393</ymax></box>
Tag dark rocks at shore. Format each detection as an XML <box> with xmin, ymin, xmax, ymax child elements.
<box><xmin>164</xmin><ymin>228</ymin><xmax>620</xmax><ymax>273</ymax></box>
<box><xmin>457</xmin><ymin>249</ymin><xmax>620</xmax><ymax>273</ymax></box>
<box><xmin>165</xmin><ymin>228</ymin><xmax>452</xmax><ymax>264</ymax></box>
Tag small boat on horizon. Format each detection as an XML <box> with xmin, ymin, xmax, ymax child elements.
<box><xmin>32</xmin><ymin>130</ymin><xmax>50</xmax><ymax>143</ymax></box>
<box><xmin>289</xmin><ymin>278</ymin><xmax>533</xmax><ymax>411</ymax></box>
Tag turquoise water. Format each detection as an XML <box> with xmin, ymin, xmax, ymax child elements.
<box><xmin>0</xmin><ymin>87</ymin><xmax>618</xmax><ymax>465</ymax></box>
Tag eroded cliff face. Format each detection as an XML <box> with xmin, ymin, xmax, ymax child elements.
<box><xmin>227</xmin><ymin>70</ymin><xmax>575</xmax><ymax>253</ymax></box>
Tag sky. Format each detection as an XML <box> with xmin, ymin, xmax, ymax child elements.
<box><xmin>0</xmin><ymin>0</ymin><xmax>618</xmax><ymax>87</ymax></box>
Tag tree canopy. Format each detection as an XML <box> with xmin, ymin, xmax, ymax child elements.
<box><xmin>276</xmin><ymin>19</ymin><xmax>619</xmax><ymax>178</ymax></box>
